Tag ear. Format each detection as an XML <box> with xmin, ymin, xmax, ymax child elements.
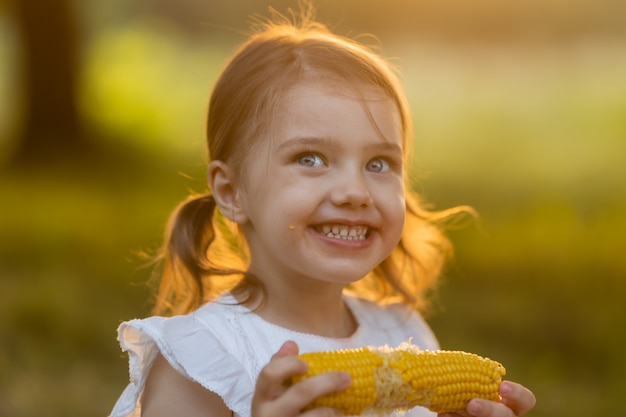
<box><xmin>208</xmin><ymin>161</ymin><xmax>249</xmax><ymax>224</ymax></box>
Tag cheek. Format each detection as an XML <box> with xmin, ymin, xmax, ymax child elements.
<box><xmin>377</xmin><ymin>179</ymin><xmax>405</xmax><ymax>210</ymax></box>
<box><xmin>242</xmin><ymin>175</ymin><xmax>313</xmax><ymax>224</ymax></box>
<box><xmin>393</xmin><ymin>202</ymin><xmax>407</xmax><ymax>237</ymax></box>
<box><xmin>382</xmin><ymin>184</ymin><xmax>406</xmax><ymax>237</ymax></box>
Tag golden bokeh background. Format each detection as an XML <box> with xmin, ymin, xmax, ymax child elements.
<box><xmin>1</xmin><ymin>1</ymin><xmax>625</xmax><ymax>416</ymax></box>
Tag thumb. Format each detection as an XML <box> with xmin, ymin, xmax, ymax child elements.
<box><xmin>272</xmin><ymin>340</ymin><xmax>300</xmax><ymax>359</ymax></box>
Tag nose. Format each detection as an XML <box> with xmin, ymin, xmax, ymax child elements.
<box><xmin>329</xmin><ymin>169</ymin><xmax>374</xmax><ymax>208</ymax></box>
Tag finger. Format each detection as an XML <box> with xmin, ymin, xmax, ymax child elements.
<box><xmin>256</xmin><ymin>341</ymin><xmax>303</xmax><ymax>400</ymax></box>
<box><xmin>278</xmin><ymin>371</ymin><xmax>351</xmax><ymax>415</ymax></box>
<box><xmin>499</xmin><ymin>381</ymin><xmax>536</xmax><ymax>416</ymax></box>
<box><xmin>466</xmin><ymin>399</ymin><xmax>515</xmax><ymax>417</ymax></box>
<box><xmin>254</xmin><ymin>355</ymin><xmax>308</xmax><ymax>401</ymax></box>
<box><xmin>272</xmin><ymin>340</ymin><xmax>300</xmax><ymax>359</ymax></box>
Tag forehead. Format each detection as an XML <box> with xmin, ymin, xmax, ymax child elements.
<box><xmin>283</xmin><ymin>79</ymin><xmax>395</xmax><ymax>110</ymax></box>
<box><xmin>272</xmin><ymin>80</ymin><xmax>402</xmax><ymax>145</ymax></box>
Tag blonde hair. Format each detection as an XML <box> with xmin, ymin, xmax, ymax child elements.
<box><xmin>151</xmin><ymin>6</ymin><xmax>472</xmax><ymax>316</ymax></box>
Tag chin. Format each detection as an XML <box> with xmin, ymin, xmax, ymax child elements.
<box><xmin>316</xmin><ymin>267</ymin><xmax>375</xmax><ymax>284</ymax></box>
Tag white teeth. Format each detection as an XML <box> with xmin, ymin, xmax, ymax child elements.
<box><xmin>318</xmin><ymin>224</ymin><xmax>368</xmax><ymax>240</ymax></box>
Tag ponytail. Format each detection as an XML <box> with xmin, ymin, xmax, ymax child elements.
<box><xmin>152</xmin><ymin>193</ymin><xmax>246</xmax><ymax>316</ymax></box>
<box><xmin>169</xmin><ymin>194</ymin><xmax>218</xmax><ymax>281</ymax></box>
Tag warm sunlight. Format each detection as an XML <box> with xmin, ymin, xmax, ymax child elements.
<box><xmin>1</xmin><ymin>1</ymin><xmax>624</xmax><ymax>416</ymax></box>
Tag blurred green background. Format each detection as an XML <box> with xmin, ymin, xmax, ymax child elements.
<box><xmin>1</xmin><ymin>0</ymin><xmax>625</xmax><ymax>415</ymax></box>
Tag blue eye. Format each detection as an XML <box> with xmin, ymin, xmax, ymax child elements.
<box><xmin>366</xmin><ymin>158</ymin><xmax>390</xmax><ymax>173</ymax></box>
<box><xmin>298</xmin><ymin>153</ymin><xmax>325</xmax><ymax>168</ymax></box>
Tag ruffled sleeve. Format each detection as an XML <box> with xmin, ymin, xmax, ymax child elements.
<box><xmin>109</xmin><ymin>314</ymin><xmax>255</xmax><ymax>417</ymax></box>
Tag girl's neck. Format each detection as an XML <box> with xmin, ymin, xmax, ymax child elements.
<box><xmin>238</xmin><ymin>282</ymin><xmax>357</xmax><ymax>338</ymax></box>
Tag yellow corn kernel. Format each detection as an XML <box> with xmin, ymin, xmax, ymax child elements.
<box><xmin>290</xmin><ymin>343</ymin><xmax>506</xmax><ymax>415</ymax></box>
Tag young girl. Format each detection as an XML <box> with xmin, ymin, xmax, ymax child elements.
<box><xmin>109</xmin><ymin>7</ymin><xmax>535</xmax><ymax>417</ymax></box>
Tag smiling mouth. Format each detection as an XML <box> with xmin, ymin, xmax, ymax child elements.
<box><xmin>315</xmin><ymin>224</ymin><xmax>369</xmax><ymax>240</ymax></box>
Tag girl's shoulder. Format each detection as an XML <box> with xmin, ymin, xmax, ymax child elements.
<box><xmin>111</xmin><ymin>294</ymin><xmax>257</xmax><ymax>417</ymax></box>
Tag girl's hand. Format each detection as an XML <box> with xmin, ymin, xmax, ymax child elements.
<box><xmin>251</xmin><ymin>341</ymin><xmax>352</xmax><ymax>417</ymax></box>
<box><xmin>438</xmin><ymin>381</ymin><xmax>536</xmax><ymax>417</ymax></box>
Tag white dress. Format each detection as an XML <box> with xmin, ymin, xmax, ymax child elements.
<box><xmin>109</xmin><ymin>293</ymin><xmax>439</xmax><ymax>417</ymax></box>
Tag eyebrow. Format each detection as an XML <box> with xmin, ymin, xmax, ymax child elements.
<box><xmin>277</xmin><ymin>136</ymin><xmax>332</xmax><ymax>152</ymax></box>
<box><xmin>278</xmin><ymin>136</ymin><xmax>403</xmax><ymax>154</ymax></box>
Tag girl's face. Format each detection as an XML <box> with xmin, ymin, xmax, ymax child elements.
<box><xmin>236</xmin><ymin>81</ymin><xmax>406</xmax><ymax>292</ymax></box>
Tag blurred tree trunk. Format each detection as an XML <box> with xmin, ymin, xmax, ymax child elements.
<box><xmin>11</xmin><ymin>0</ymin><xmax>90</xmax><ymax>166</ymax></box>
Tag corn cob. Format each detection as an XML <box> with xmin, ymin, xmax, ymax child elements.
<box><xmin>290</xmin><ymin>343</ymin><xmax>506</xmax><ymax>415</ymax></box>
